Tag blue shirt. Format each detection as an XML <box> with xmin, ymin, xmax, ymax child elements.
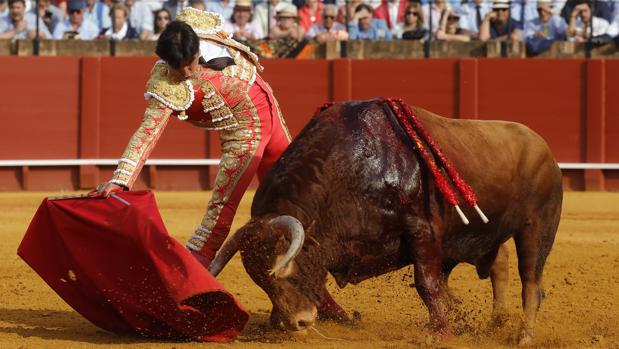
<box><xmin>53</xmin><ymin>19</ymin><xmax>100</xmax><ymax>40</ymax></box>
<box><xmin>524</xmin><ymin>15</ymin><xmax>567</xmax><ymax>41</ymax></box>
<box><xmin>0</xmin><ymin>13</ymin><xmax>51</xmax><ymax>39</ymax></box>
<box><xmin>490</xmin><ymin>17</ymin><xmax>519</xmax><ymax>39</ymax></box>
<box><xmin>206</xmin><ymin>0</ymin><xmax>235</xmax><ymax>21</ymax></box>
<box><xmin>84</xmin><ymin>1</ymin><xmax>112</xmax><ymax>32</ymax></box>
<box><xmin>348</xmin><ymin>19</ymin><xmax>393</xmax><ymax>40</ymax></box>
<box><xmin>510</xmin><ymin>0</ymin><xmax>539</xmax><ymax>29</ymax></box>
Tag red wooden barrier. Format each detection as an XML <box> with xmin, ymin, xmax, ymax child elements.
<box><xmin>1</xmin><ymin>57</ymin><xmax>618</xmax><ymax>191</ymax></box>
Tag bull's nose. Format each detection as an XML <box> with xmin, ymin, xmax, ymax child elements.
<box><xmin>290</xmin><ymin>307</ymin><xmax>317</xmax><ymax>331</ymax></box>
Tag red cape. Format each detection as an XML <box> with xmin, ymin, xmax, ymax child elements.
<box><xmin>17</xmin><ymin>190</ymin><xmax>249</xmax><ymax>342</ymax></box>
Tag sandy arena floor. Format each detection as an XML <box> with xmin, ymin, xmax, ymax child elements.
<box><xmin>0</xmin><ymin>191</ymin><xmax>618</xmax><ymax>349</ymax></box>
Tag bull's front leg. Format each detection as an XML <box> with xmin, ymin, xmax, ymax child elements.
<box><xmin>409</xmin><ymin>221</ymin><xmax>453</xmax><ymax>341</ymax></box>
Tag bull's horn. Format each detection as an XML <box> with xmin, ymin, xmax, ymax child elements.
<box><xmin>208</xmin><ymin>229</ymin><xmax>246</xmax><ymax>277</ymax></box>
<box><xmin>268</xmin><ymin>215</ymin><xmax>305</xmax><ymax>276</ymax></box>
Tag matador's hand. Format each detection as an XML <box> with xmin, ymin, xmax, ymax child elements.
<box><xmin>94</xmin><ymin>182</ymin><xmax>124</xmax><ymax>197</ymax></box>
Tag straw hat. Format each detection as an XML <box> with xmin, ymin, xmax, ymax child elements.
<box><xmin>492</xmin><ymin>0</ymin><xmax>510</xmax><ymax>10</ymax></box>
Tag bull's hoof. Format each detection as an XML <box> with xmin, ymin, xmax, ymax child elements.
<box><xmin>516</xmin><ymin>327</ymin><xmax>534</xmax><ymax>346</ymax></box>
<box><xmin>425</xmin><ymin>329</ymin><xmax>454</xmax><ymax>345</ymax></box>
<box><xmin>317</xmin><ymin>307</ymin><xmax>350</xmax><ymax>322</ymax></box>
<box><xmin>489</xmin><ymin>310</ymin><xmax>510</xmax><ymax>329</ymax></box>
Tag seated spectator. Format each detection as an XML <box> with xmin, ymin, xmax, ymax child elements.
<box><xmin>298</xmin><ymin>0</ymin><xmax>323</xmax><ymax>31</ymax></box>
<box><xmin>29</xmin><ymin>0</ymin><xmax>63</xmax><ymax>34</ymax></box>
<box><xmin>53</xmin><ymin>0</ymin><xmax>98</xmax><ymax>39</ymax></box>
<box><xmin>436</xmin><ymin>6</ymin><xmax>470</xmax><ymax>41</ymax></box>
<box><xmin>206</xmin><ymin>0</ymin><xmax>234</xmax><ymax>21</ymax></box>
<box><xmin>566</xmin><ymin>1</ymin><xmax>610</xmax><ymax>42</ymax></box>
<box><xmin>479</xmin><ymin>0</ymin><xmax>522</xmax><ymax>42</ymax></box>
<box><xmin>348</xmin><ymin>3</ymin><xmax>392</xmax><ymax>40</ymax></box>
<box><xmin>189</xmin><ymin>0</ymin><xmax>205</xmax><ymax>11</ymax></box>
<box><xmin>561</xmin><ymin>0</ymin><xmax>613</xmax><ymax>24</ymax></box>
<box><xmin>0</xmin><ymin>0</ymin><xmax>52</xmax><ymax>39</ymax></box>
<box><xmin>459</xmin><ymin>0</ymin><xmax>491</xmax><ymax>39</ymax></box>
<box><xmin>525</xmin><ymin>0</ymin><xmax>566</xmax><ymax>55</ymax></box>
<box><xmin>84</xmin><ymin>0</ymin><xmax>111</xmax><ymax>32</ymax></box>
<box><xmin>373</xmin><ymin>0</ymin><xmax>407</xmax><ymax>36</ymax></box>
<box><xmin>306</xmin><ymin>4</ymin><xmax>348</xmax><ymax>42</ymax></box>
<box><xmin>270</xmin><ymin>2</ymin><xmax>304</xmax><ymax>40</ymax></box>
<box><xmin>223</xmin><ymin>0</ymin><xmax>263</xmax><ymax>41</ymax></box>
<box><xmin>400</xmin><ymin>2</ymin><xmax>428</xmax><ymax>40</ymax></box>
<box><xmin>126</xmin><ymin>0</ymin><xmax>153</xmax><ymax>40</ymax></box>
<box><xmin>0</xmin><ymin>0</ymin><xmax>8</xmax><ymax>18</ymax></box>
<box><xmin>421</xmin><ymin>0</ymin><xmax>451</xmax><ymax>38</ymax></box>
<box><xmin>99</xmin><ymin>3</ymin><xmax>137</xmax><ymax>39</ymax></box>
<box><xmin>150</xmin><ymin>7</ymin><xmax>170</xmax><ymax>40</ymax></box>
<box><xmin>254</xmin><ymin>0</ymin><xmax>279</xmax><ymax>36</ymax></box>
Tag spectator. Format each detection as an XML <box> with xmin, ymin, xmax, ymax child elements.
<box><xmin>99</xmin><ymin>3</ymin><xmax>138</xmax><ymax>39</ymax></box>
<box><xmin>270</xmin><ymin>2</ymin><xmax>304</xmax><ymax>40</ymax></box>
<box><xmin>306</xmin><ymin>4</ymin><xmax>348</xmax><ymax>42</ymax></box>
<box><xmin>566</xmin><ymin>1</ymin><xmax>609</xmax><ymax>42</ymax></box>
<box><xmin>29</xmin><ymin>0</ymin><xmax>62</xmax><ymax>33</ymax></box>
<box><xmin>189</xmin><ymin>0</ymin><xmax>205</xmax><ymax>11</ymax></box>
<box><xmin>525</xmin><ymin>0</ymin><xmax>566</xmax><ymax>55</ymax></box>
<box><xmin>298</xmin><ymin>0</ymin><xmax>323</xmax><ymax>31</ymax></box>
<box><xmin>84</xmin><ymin>0</ymin><xmax>110</xmax><ymax>32</ymax></box>
<box><xmin>561</xmin><ymin>0</ymin><xmax>613</xmax><ymax>23</ymax></box>
<box><xmin>479</xmin><ymin>0</ymin><xmax>522</xmax><ymax>42</ymax></box>
<box><xmin>254</xmin><ymin>0</ymin><xmax>279</xmax><ymax>36</ymax></box>
<box><xmin>53</xmin><ymin>0</ymin><xmax>98</xmax><ymax>39</ymax></box>
<box><xmin>421</xmin><ymin>0</ymin><xmax>451</xmax><ymax>38</ymax></box>
<box><xmin>151</xmin><ymin>7</ymin><xmax>170</xmax><ymax>40</ymax></box>
<box><xmin>400</xmin><ymin>2</ymin><xmax>428</xmax><ymax>40</ymax></box>
<box><xmin>436</xmin><ymin>6</ymin><xmax>469</xmax><ymax>41</ymax></box>
<box><xmin>0</xmin><ymin>0</ymin><xmax>51</xmax><ymax>39</ymax></box>
<box><xmin>206</xmin><ymin>0</ymin><xmax>235</xmax><ymax>21</ymax></box>
<box><xmin>223</xmin><ymin>0</ymin><xmax>263</xmax><ymax>41</ymax></box>
<box><xmin>0</xmin><ymin>0</ymin><xmax>8</xmax><ymax>18</ymax></box>
<box><xmin>124</xmin><ymin>0</ymin><xmax>153</xmax><ymax>40</ymax></box>
<box><xmin>373</xmin><ymin>0</ymin><xmax>407</xmax><ymax>36</ymax></box>
<box><xmin>459</xmin><ymin>0</ymin><xmax>491</xmax><ymax>39</ymax></box>
<box><xmin>348</xmin><ymin>3</ymin><xmax>392</xmax><ymax>40</ymax></box>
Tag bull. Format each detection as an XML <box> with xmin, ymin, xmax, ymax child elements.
<box><xmin>208</xmin><ymin>99</ymin><xmax>563</xmax><ymax>345</ymax></box>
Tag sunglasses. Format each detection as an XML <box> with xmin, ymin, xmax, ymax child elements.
<box><xmin>157</xmin><ymin>16</ymin><xmax>170</xmax><ymax>20</ymax></box>
<box><xmin>68</xmin><ymin>9</ymin><xmax>81</xmax><ymax>14</ymax></box>
<box><xmin>494</xmin><ymin>8</ymin><xmax>509</xmax><ymax>12</ymax></box>
<box><xmin>323</xmin><ymin>15</ymin><xmax>335</xmax><ymax>19</ymax></box>
<box><xmin>405</xmin><ymin>11</ymin><xmax>419</xmax><ymax>16</ymax></box>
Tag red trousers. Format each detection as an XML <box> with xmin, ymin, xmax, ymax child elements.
<box><xmin>186</xmin><ymin>75</ymin><xmax>291</xmax><ymax>260</ymax></box>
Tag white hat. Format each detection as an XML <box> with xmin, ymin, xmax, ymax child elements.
<box><xmin>275</xmin><ymin>2</ymin><xmax>298</xmax><ymax>18</ymax></box>
<box><xmin>537</xmin><ymin>0</ymin><xmax>552</xmax><ymax>8</ymax></box>
<box><xmin>492</xmin><ymin>0</ymin><xmax>510</xmax><ymax>10</ymax></box>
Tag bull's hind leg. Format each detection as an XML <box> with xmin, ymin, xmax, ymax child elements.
<box><xmin>513</xmin><ymin>215</ymin><xmax>556</xmax><ymax>346</ymax></box>
<box><xmin>490</xmin><ymin>244</ymin><xmax>510</xmax><ymax>324</ymax></box>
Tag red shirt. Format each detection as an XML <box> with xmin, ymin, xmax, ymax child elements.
<box><xmin>298</xmin><ymin>3</ymin><xmax>325</xmax><ymax>31</ymax></box>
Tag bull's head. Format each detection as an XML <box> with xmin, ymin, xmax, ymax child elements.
<box><xmin>209</xmin><ymin>216</ymin><xmax>326</xmax><ymax>332</ymax></box>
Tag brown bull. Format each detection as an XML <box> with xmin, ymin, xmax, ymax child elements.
<box><xmin>208</xmin><ymin>99</ymin><xmax>563</xmax><ymax>345</ymax></box>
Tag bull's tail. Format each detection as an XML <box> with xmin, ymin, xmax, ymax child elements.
<box><xmin>380</xmin><ymin>98</ymin><xmax>489</xmax><ymax>225</ymax></box>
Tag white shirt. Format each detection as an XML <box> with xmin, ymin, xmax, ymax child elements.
<box><xmin>223</xmin><ymin>20</ymin><xmax>264</xmax><ymax>40</ymax></box>
<box><xmin>388</xmin><ymin>0</ymin><xmax>399</xmax><ymax>31</ymax></box>
<box><xmin>129</xmin><ymin>0</ymin><xmax>154</xmax><ymax>34</ymax></box>
<box><xmin>571</xmin><ymin>16</ymin><xmax>610</xmax><ymax>40</ymax></box>
<box><xmin>102</xmin><ymin>22</ymin><xmax>128</xmax><ymax>40</ymax></box>
<box><xmin>199</xmin><ymin>39</ymin><xmax>232</xmax><ymax>61</ymax></box>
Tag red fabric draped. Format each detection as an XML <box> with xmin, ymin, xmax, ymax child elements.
<box><xmin>17</xmin><ymin>190</ymin><xmax>249</xmax><ymax>342</ymax></box>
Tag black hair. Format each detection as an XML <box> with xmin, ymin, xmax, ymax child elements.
<box><xmin>155</xmin><ymin>21</ymin><xmax>200</xmax><ymax>69</ymax></box>
<box><xmin>354</xmin><ymin>3</ymin><xmax>373</xmax><ymax>14</ymax></box>
<box><xmin>153</xmin><ymin>8</ymin><xmax>172</xmax><ymax>34</ymax></box>
<box><xmin>8</xmin><ymin>0</ymin><xmax>26</xmax><ymax>6</ymax></box>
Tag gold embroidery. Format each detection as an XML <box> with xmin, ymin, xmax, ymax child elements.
<box><xmin>175</xmin><ymin>8</ymin><xmax>223</xmax><ymax>35</ymax></box>
<box><xmin>145</xmin><ymin>63</ymin><xmax>194</xmax><ymax>111</ymax></box>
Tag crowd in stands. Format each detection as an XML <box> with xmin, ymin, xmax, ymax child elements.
<box><xmin>1</xmin><ymin>0</ymin><xmax>618</xmax><ymax>54</ymax></box>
